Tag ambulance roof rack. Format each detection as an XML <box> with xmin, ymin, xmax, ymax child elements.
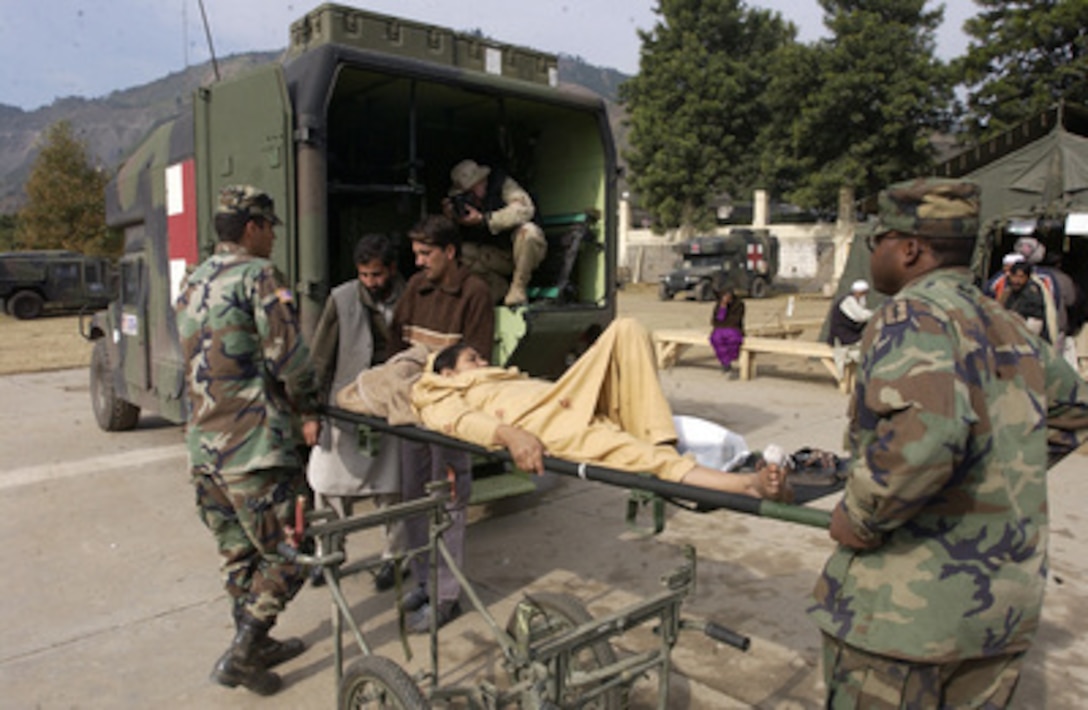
<box><xmin>287</xmin><ymin>3</ymin><xmax>559</xmax><ymax>88</ymax></box>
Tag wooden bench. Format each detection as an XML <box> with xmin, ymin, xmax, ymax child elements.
<box><xmin>652</xmin><ymin>318</ymin><xmax>822</xmax><ymax>370</ymax></box>
<box><xmin>738</xmin><ymin>336</ymin><xmax>856</xmax><ymax>393</ymax></box>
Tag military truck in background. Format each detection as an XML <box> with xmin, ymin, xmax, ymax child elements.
<box><xmin>0</xmin><ymin>250</ymin><xmax>114</xmax><ymax>319</ymax></box>
<box><xmin>658</xmin><ymin>228</ymin><xmax>779</xmax><ymax>302</ymax></box>
<box><xmin>85</xmin><ymin>3</ymin><xmax>618</xmax><ymax>434</ymax></box>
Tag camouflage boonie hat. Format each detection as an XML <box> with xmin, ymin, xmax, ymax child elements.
<box><xmin>216</xmin><ymin>185</ymin><xmax>282</xmax><ymax>225</ymax></box>
<box><xmin>873</xmin><ymin>178</ymin><xmax>979</xmax><ymax>239</ymax></box>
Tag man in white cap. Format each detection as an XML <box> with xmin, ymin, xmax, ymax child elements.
<box><xmin>442</xmin><ymin>159</ymin><xmax>547</xmax><ymax>307</ymax></box>
<box><xmin>826</xmin><ymin>279</ymin><xmax>873</xmax><ymax>347</ymax></box>
<box><xmin>984</xmin><ymin>252</ymin><xmax>1024</xmax><ymax>299</ymax></box>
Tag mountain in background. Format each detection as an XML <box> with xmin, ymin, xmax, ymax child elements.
<box><xmin>0</xmin><ymin>52</ymin><xmax>630</xmax><ymax>214</ymax></box>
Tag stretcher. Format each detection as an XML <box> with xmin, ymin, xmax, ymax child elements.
<box><xmin>325</xmin><ymin>405</ymin><xmax>837</xmax><ymax>532</ymax></box>
<box><xmin>296</xmin><ymin>406</ymin><xmax>842</xmax><ymax>707</ymax></box>
<box><xmin>294</xmin><ymin>407</ymin><xmax>808</xmax><ymax>708</ymax></box>
<box><xmin>288</xmin><ymin>488</ymin><xmax>750</xmax><ymax>708</ymax></box>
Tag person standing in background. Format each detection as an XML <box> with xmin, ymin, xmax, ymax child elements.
<box><xmin>825</xmin><ymin>280</ymin><xmax>873</xmax><ymax>347</ymax></box>
<box><xmin>1001</xmin><ymin>261</ymin><xmax>1051</xmax><ymax>342</ymax></box>
<box><xmin>984</xmin><ymin>252</ymin><xmax>1023</xmax><ymax>299</ymax></box>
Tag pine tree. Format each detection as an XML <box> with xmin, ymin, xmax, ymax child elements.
<box><xmin>620</xmin><ymin>0</ymin><xmax>793</xmax><ymax>233</ymax></box>
<box><xmin>16</xmin><ymin>121</ymin><xmax>113</xmax><ymax>255</ymax></box>
<box><xmin>958</xmin><ymin>0</ymin><xmax>1088</xmax><ymax>139</ymax></box>
<box><xmin>759</xmin><ymin>0</ymin><xmax>953</xmax><ymax>209</ymax></box>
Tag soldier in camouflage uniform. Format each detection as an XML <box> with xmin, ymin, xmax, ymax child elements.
<box><xmin>176</xmin><ymin>185</ymin><xmax>322</xmax><ymax>696</ymax></box>
<box><xmin>808</xmin><ymin>178</ymin><xmax>1088</xmax><ymax>708</ymax></box>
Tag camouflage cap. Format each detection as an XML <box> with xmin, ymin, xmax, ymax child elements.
<box><xmin>216</xmin><ymin>185</ymin><xmax>282</xmax><ymax>225</ymax></box>
<box><xmin>873</xmin><ymin>178</ymin><xmax>979</xmax><ymax>239</ymax></box>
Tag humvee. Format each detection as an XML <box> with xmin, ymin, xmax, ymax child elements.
<box><xmin>86</xmin><ymin>3</ymin><xmax>618</xmax><ymax>441</ymax></box>
<box><xmin>658</xmin><ymin>229</ymin><xmax>778</xmax><ymax>302</ymax></box>
<box><xmin>0</xmin><ymin>250</ymin><xmax>113</xmax><ymax>319</ymax></box>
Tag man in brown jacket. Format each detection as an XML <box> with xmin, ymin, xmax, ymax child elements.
<box><xmin>390</xmin><ymin>214</ymin><xmax>494</xmax><ymax>633</ymax></box>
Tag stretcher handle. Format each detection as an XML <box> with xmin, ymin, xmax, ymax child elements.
<box><xmin>759</xmin><ymin>500</ymin><xmax>832</xmax><ymax>529</ymax></box>
<box><xmin>703</xmin><ymin>622</ymin><xmax>751</xmax><ymax>651</ymax></box>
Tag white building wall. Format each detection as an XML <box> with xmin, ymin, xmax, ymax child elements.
<box><xmin>618</xmin><ymin>189</ymin><xmax>854</xmax><ymax>293</ymax></box>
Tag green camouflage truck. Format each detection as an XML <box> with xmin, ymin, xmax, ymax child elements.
<box><xmin>1</xmin><ymin>250</ymin><xmax>113</xmax><ymax>319</ymax></box>
<box><xmin>86</xmin><ymin>3</ymin><xmax>618</xmax><ymax>436</ymax></box>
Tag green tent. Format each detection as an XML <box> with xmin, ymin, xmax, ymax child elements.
<box><xmin>938</xmin><ymin>102</ymin><xmax>1088</xmax><ymax>226</ymax></box>
<box><xmin>822</xmin><ymin>102</ymin><xmax>1088</xmax><ymax>342</ymax></box>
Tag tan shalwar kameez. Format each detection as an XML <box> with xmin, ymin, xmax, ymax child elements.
<box><xmin>410</xmin><ymin>318</ymin><xmax>698</xmax><ymax>482</ymax></box>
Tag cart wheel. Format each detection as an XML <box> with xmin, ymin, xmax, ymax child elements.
<box><xmin>339</xmin><ymin>655</ymin><xmax>429</xmax><ymax>709</ymax></box>
<box><xmin>506</xmin><ymin>592</ymin><xmax>624</xmax><ymax>710</ymax></box>
<box><xmin>90</xmin><ymin>340</ymin><xmax>140</xmax><ymax>431</ymax></box>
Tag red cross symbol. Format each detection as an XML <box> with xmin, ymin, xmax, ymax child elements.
<box><xmin>746</xmin><ymin>243</ymin><xmax>765</xmax><ymax>271</ymax></box>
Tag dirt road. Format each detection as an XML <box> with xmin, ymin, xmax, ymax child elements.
<box><xmin>0</xmin><ymin>311</ymin><xmax>94</xmax><ymax>375</ymax></box>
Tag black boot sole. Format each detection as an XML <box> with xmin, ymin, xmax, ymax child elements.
<box><xmin>210</xmin><ymin>666</ymin><xmax>282</xmax><ymax>696</ymax></box>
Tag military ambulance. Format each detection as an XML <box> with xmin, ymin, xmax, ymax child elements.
<box><xmin>658</xmin><ymin>228</ymin><xmax>779</xmax><ymax>302</ymax></box>
<box><xmin>87</xmin><ymin>3</ymin><xmax>618</xmax><ymax>435</ymax></box>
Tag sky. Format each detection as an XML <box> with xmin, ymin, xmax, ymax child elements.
<box><xmin>0</xmin><ymin>0</ymin><xmax>975</xmax><ymax>112</ymax></box>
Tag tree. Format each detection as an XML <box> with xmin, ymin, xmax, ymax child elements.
<box><xmin>0</xmin><ymin>214</ymin><xmax>18</xmax><ymax>251</ymax></box>
<box><xmin>957</xmin><ymin>0</ymin><xmax>1088</xmax><ymax>139</ymax></box>
<box><xmin>16</xmin><ymin>121</ymin><xmax>114</xmax><ymax>255</ymax></box>
<box><xmin>758</xmin><ymin>0</ymin><xmax>953</xmax><ymax>209</ymax></box>
<box><xmin>620</xmin><ymin>0</ymin><xmax>794</xmax><ymax>234</ymax></box>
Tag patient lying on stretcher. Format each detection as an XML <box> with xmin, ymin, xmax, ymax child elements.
<box><xmin>407</xmin><ymin>318</ymin><xmax>792</xmax><ymax>501</ymax></box>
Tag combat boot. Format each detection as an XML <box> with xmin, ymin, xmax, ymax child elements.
<box><xmin>503</xmin><ymin>229</ymin><xmax>547</xmax><ymax>307</ymax></box>
<box><xmin>232</xmin><ymin>601</ymin><xmax>305</xmax><ymax>669</ymax></box>
<box><xmin>211</xmin><ymin>614</ymin><xmax>282</xmax><ymax>695</ymax></box>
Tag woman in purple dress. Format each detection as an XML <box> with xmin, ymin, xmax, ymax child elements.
<box><xmin>709</xmin><ymin>287</ymin><xmax>745</xmax><ymax>373</ymax></box>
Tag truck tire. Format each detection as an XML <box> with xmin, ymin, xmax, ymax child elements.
<box><xmin>90</xmin><ymin>341</ymin><xmax>140</xmax><ymax>431</ymax></box>
<box><xmin>9</xmin><ymin>290</ymin><xmax>44</xmax><ymax>320</ymax></box>
<box><xmin>695</xmin><ymin>280</ymin><xmax>715</xmax><ymax>302</ymax></box>
<box><xmin>748</xmin><ymin>276</ymin><xmax>769</xmax><ymax>299</ymax></box>
<box><xmin>658</xmin><ymin>282</ymin><xmax>673</xmax><ymax>301</ymax></box>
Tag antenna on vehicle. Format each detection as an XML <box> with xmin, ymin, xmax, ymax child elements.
<box><xmin>196</xmin><ymin>0</ymin><xmax>221</xmax><ymax>82</ymax></box>
<box><xmin>182</xmin><ymin>0</ymin><xmax>188</xmax><ymax>67</ymax></box>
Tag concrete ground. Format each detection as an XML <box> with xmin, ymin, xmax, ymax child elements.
<box><xmin>1</xmin><ymin>289</ymin><xmax>1086</xmax><ymax>708</ymax></box>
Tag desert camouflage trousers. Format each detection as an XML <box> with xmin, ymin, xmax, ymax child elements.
<box><xmin>822</xmin><ymin>633</ymin><xmax>1024</xmax><ymax>709</ymax></box>
<box><xmin>193</xmin><ymin>466</ymin><xmax>309</xmax><ymax>623</ymax></box>
<box><xmin>461</xmin><ymin>222</ymin><xmax>547</xmax><ymax>303</ymax></box>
